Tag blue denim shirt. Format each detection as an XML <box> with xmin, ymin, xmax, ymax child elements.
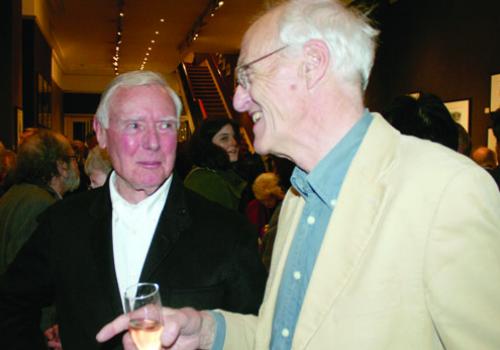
<box><xmin>212</xmin><ymin>111</ymin><xmax>373</xmax><ymax>349</ymax></box>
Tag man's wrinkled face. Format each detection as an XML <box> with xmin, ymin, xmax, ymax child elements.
<box><xmin>96</xmin><ymin>85</ymin><xmax>178</xmax><ymax>200</ymax></box>
<box><xmin>232</xmin><ymin>9</ymin><xmax>304</xmax><ymax>158</ymax></box>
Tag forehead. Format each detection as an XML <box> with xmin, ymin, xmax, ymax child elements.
<box><xmin>239</xmin><ymin>7</ymin><xmax>282</xmax><ymax>63</ymax></box>
<box><xmin>109</xmin><ymin>85</ymin><xmax>175</xmax><ymax>118</ymax></box>
<box><xmin>214</xmin><ymin>124</ymin><xmax>235</xmax><ymax>136</ymax></box>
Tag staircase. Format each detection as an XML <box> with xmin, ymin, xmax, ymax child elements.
<box><xmin>185</xmin><ymin>63</ymin><xmax>229</xmax><ymax>119</ymax></box>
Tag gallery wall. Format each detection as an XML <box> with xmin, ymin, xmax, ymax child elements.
<box><xmin>366</xmin><ymin>0</ymin><xmax>500</xmax><ymax>147</ymax></box>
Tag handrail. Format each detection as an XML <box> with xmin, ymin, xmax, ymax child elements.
<box><xmin>178</xmin><ymin>62</ymin><xmax>203</xmax><ymax>130</ymax></box>
<box><xmin>204</xmin><ymin>54</ymin><xmax>238</xmax><ymax>119</ymax></box>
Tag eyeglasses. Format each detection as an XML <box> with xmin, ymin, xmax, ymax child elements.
<box><xmin>236</xmin><ymin>45</ymin><xmax>289</xmax><ymax>90</ymax></box>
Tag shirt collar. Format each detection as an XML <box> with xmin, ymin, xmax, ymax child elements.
<box><xmin>291</xmin><ymin>110</ymin><xmax>373</xmax><ymax>206</ymax></box>
<box><xmin>109</xmin><ymin>171</ymin><xmax>172</xmax><ymax>215</ymax></box>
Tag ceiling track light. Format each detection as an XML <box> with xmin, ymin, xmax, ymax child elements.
<box><xmin>112</xmin><ymin>0</ymin><xmax>125</xmax><ymax>74</ymax></box>
<box><xmin>178</xmin><ymin>0</ymin><xmax>224</xmax><ymax>52</ymax></box>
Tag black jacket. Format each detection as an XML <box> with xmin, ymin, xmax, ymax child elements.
<box><xmin>0</xmin><ymin>173</ymin><xmax>267</xmax><ymax>349</ymax></box>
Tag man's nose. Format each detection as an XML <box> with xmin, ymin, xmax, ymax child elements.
<box><xmin>233</xmin><ymin>85</ymin><xmax>252</xmax><ymax>112</ymax></box>
<box><xmin>143</xmin><ymin>127</ymin><xmax>160</xmax><ymax>150</ymax></box>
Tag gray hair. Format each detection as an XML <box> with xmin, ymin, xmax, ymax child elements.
<box><xmin>95</xmin><ymin>70</ymin><xmax>183</xmax><ymax>128</ymax></box>
<box><xmin>278</xmin><ymin>0</ymin><xmax>379</xmax><ymax>90</ymax></box>
<box><xmin>84</xmin><ymin>147</ymin><xmax>112</xmax><ymax>177</ymax></box>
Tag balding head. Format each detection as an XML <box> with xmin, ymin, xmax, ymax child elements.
<box><xmin>471</xmin><ymin>146</ymin><xmax>497</xmax><ymax>169</ymax></box>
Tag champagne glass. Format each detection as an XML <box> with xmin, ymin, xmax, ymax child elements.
<box><xmin>124</xmin><ymin>283</ymin><xmax>164</xmax><ymax>350</ymax></box>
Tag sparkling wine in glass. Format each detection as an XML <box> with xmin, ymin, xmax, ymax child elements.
<box><xmin>124</xmin><ymin>283</ymin><xmax>163</xmax><ymax>350</ymax></box>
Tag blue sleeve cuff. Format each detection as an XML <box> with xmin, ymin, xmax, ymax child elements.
<box><xmin>209</xmin><ymin>311</ymin><xmax>226</xmax><ymax>350</ymax></box>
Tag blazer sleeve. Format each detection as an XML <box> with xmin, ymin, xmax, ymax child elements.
<box><xmin>0</xmin><ymin>212</ymin><xmax>54</xmax><ymax>349</ymax></box>
<box><xmin>220</xmin><ymin>311</ymin><xmax>258</xmax><ymax>350</ymax></box>
<box><xmin>424</xmin><ymin>166</ymin><xmax>500</xmax><ymax>349</ymax></box>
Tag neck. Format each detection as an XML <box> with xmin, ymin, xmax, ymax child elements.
<box><xmin>291</xmin><ymin>83</ymin><xmax>365</xmax><ymax>173</ymax></box>
<box><xmin>113</xmin><ymin>175</ymin><xmax>161</xmax><ymax>204</ymax></box>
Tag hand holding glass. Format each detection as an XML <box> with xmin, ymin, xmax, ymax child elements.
<box><xmin>124</xmin><ymin>283</ymin><xmax>163</xmax><ymax>350</ymax></box>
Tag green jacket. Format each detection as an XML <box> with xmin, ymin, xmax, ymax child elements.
<box><xmin>0</xmin><ymin>183</ymin><xmax>59</xmax><ymax>275</ymax></box>
<box><xmin>184</xmin><ymin>167</ymin><xmax>247</xmax><ymax>211</ymax></box>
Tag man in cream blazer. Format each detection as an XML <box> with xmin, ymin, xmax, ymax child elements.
<box><xmin>98</xmin><ymin>0</ymin><xmax>500</xmax><ymax>348</ymax></box>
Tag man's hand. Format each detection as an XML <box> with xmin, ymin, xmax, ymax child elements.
<box><xmin>96</xmin><ymin>307</ymin><xmax>216</xmax><ymax>350</ymax></box>
<box><xmin>44</xmin><ymin>324</ymin><xmax>62</xmax><ymax>350</ymax></box>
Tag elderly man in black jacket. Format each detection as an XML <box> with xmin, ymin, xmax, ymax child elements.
<box><xmin>0</xmin><ymin>70</ymin><xmax>266</xmax><ymax>350</ymax></box>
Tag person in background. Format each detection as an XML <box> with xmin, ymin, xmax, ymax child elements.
<box><xmin>260</xmin><ymin>156</ymin><xmax>295</xmax><ymax>271</ymax></box>
<box><xmin>85</xmin><ymin>131</ymin><xmax>98</xmax><ymax>151</ymax></box>
<box><xmin>0</xmin><ymin>149</ymin><xmax>17</xmax><ymax>197</ymax></box>
<box><xmin>0</xmin><ymin>70</ymin><xmax>266</xmax><ymax>350</ymax></box>
<box><xmin>471</xmin><ymin>146</ymin><xmax>497</xmax><ymax>169</ymax></box>
<box><xmin>98</xmin><ymin>1</ymin><xmax>500</xmax><ymax>349</ymax></box>
<box><xmin>456</xmin><ymin>122</ymin><xmax>472</xmax><ymax>156</ymax></box>
<box><xmin>0</xmin><ymin>129</ymin><xmax>80</xmax><ymax>274</ymax></box>
<box><xmin>84</xmin><ymin>147</ymin><xmax>112</xmax><ymax>189</ymax></box>
<box><xmin>184</xmin><ymin>117</ymin><xmax>249</xmax><ymax>211</ymax></box>
<box><xmin>385</xmin><ymin>92</ymin><xmax>458</xmax><ymax>150</ymax></box>
<box><xmin>68</xmin><ymin>140</ymin><xmax>90</xmax><ymax>194</ymax></box>
<box><xmin>245</xmin><ymin>172</ymin><xmax>284</xmax><ymax>240</ymax></box>
<box><xmin>0</xmin><ymin>129</ymin><xmax>79</xmax><ymax>342</ymax></box>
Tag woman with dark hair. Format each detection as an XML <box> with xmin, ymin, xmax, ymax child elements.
<box><xmin>184</xmin><ymin>118</ymin><xmax>249</xmax><ymax>211</ymax></box>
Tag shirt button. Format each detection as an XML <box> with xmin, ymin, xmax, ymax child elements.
<box><xmin>293</xmin><ymin>271</ymin><xmax>301</xmax><ymax>280</ymax></box>
<box><xmin>281</xmin><ymin>328</ymin><xmax>290</xmax><ymax>338</ymax></box>
<box><xmin>330</xmin><ymin>199</ymin><xmax>337</xmax><ymax>207</ymax></box>
<box><xmin>307</xmin><ymin>215</ymin><xmax>316</xmax><ymax>225</ymax></box>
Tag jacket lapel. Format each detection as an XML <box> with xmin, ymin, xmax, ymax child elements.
<box><xmin>291</xmin><ymin>114</ymin><xmax>399</xmax><ymax>349</ymax></box>
<box><xmin>88</xmin><ymin>183</ymin><xmax>124</xmax><ymax>316</ymax></box>
<box><xmin>139</xmin><ymin>174</ymin><xmax>191</xmax><ymax>282</ymax></box>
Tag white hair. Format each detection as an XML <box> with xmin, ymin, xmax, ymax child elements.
<box><xmin>95</xmin><ymin>70</ymin><xmax>183</xmax><ymax>128</ymax></box>
<box><xmin>278</xmin><ymin>0</ymin><xmax>379</xmax><ymax>90</ymax></box>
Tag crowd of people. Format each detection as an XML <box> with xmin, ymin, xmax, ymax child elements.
<box><xmin>0</xmin><ymin>0</ymin><xmax>499</xmax><ymax>349</ymax></box>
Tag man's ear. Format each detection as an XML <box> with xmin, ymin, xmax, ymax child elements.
<box><xmin>93</xmin><ymin>117</ymin><xmax>107</xmax><ymax>149</ymax></box>
<box><xmin>302</xmin><ymin>39</ymin><xmax>330</xmax><ymax>90</ymax></box>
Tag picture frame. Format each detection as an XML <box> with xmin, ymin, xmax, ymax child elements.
<box><xmin>16</xmin><ymin>107</ymin><xmax>23</xmax><ymax>148</ymax></box>
<box><xmin>491</xmin><ymin>73</ymin><xmax>500</xmax><ymax>112</ymax></box>
<box><xmin>36</xmin><ymin>73</ymin><xmax>52</xmax><ymax>128</ymax></box>
<box><xmin>444</xmin><ymin>99</ymin><xmax>470</xmax><ymax>132</ymax></box>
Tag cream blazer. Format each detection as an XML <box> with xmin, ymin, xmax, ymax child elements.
<box><xmin>221</xmin><ymin>114</ymin><xmax>500</xmax><ymax>350</ymax></box>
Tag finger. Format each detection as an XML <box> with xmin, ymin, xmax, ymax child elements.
<box><xmin>96</xmin><ymin>314</ymin><xmax>130</xmax><ymax>342</ymax></box>
<box><xmin>123</xmin><ymin>332</ymin><xmax>138</xmax><ymax>350</ymax></box>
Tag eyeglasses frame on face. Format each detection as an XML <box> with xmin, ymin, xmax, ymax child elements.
<box><xmin>236</xmin><ymin>45</ymin><xmax>289</xmax><ymax>90</ymax></box>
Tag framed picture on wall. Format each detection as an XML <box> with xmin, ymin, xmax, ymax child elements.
<box><xmin>444</xmin><ymin>99</ymin><xmax>470</xmax><ymax>132</ymax></box>
<box><xmin>491</xmin><ymin>73</ymin><xmax>500</xmax><ymax>112</ymax></box>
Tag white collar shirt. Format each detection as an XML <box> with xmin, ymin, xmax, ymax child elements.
<box><xmin>108</xmin><ymin>171</ymin><xmax>172</xmax><ymax>310</ymax></box>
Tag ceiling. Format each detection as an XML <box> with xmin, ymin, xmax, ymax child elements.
<box><xmin>44</xmin><ymin>0</ymin><xmax>268</xmax><ymax>80</ymax></box>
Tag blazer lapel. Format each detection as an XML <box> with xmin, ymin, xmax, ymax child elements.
<box><xmin>293</xmin><ymin>114</ymin><xmax>399</xmax><ymax>349</ymax></box>
<box><xmin>89</xmin><ymin>184</ymin><xmax>124</xmax><ymax>316</ymax></box>
<box><xmin>139</xmin><ymin>174</ymin><xmax>191</xmax><ymax>282</ymax></box>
